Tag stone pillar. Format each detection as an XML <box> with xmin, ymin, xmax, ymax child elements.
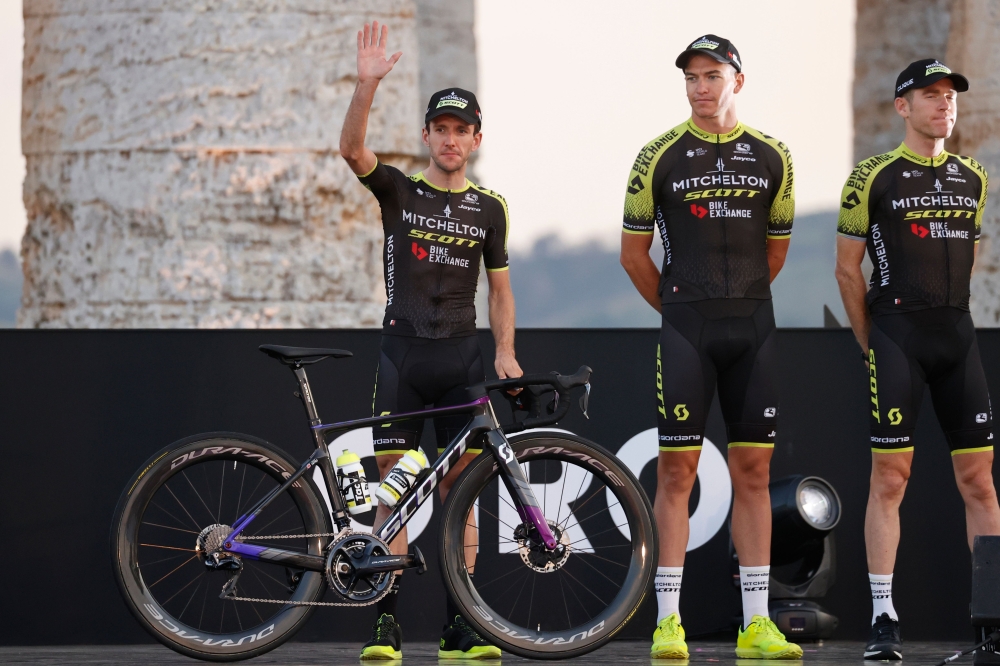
<box><xmin>852</xmin><ymin>0</ymin><xmax>955</xmax><ymax>161</ymax></box>
<box><xmin>945</xmin><ymin>0</ymin><xmax>1000</xmax><ymax>325</ymax></box>
<box><xmin>19</xmin><ymin>0</ymin><xmax>475</xmax><ymax>328</ymax></box>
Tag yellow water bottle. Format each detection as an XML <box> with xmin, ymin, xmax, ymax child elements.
<box><xmin>375</xmin><ymin>449</ymin><xmax>428</xmax><ymax>508</ymax></box>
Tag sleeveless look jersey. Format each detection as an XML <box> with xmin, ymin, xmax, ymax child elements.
<box><xmin>622</xmin><ymin>120</ymin><xmax>794</xmax><ymax>303</ymax></box>
<box><xmin>358</xmin><ymin>160</ymin><xmax>509</xmax><ymax>339</ymax></box>
<box><xmin>837</xmin><ymin>143</ymin><xmax>988</xmax><ymax>315</ymax></box>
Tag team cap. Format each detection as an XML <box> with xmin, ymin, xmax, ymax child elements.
<box><xmin>425</xmin><ymin>88</ymin><xmax>482</xmax><ymax>127</ymax></box>
<box><xmin>895</xmin><ymin>59</ymin><xmax>969</xmax><ymax>98</ymax></box>
<box><xmin>675</xmin><ymin>34</ymin><xmax>742</xmax><ymax>73</ymax></box>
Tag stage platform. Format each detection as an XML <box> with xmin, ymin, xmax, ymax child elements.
<box><xmin>0</xmin><ymin>640</ymin><xmax>972</xmax><ymax>664</ymax></box>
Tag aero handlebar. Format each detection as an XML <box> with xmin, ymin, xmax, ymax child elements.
<box><xmin>467</xmin><ymin>366</ymin><xmax>592</xmax><ymax>434</ymax></box>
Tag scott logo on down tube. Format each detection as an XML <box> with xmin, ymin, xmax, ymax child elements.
<box><xmin>498</xmin><ymin>441</ymin><xmax>514</xmax><ymax>462</ymax></box>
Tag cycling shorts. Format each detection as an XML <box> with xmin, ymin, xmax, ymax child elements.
<box><xmin>656</xmin><ymin>299</ymin><xmax>779</xmax><ymax>452</ymax></box>
<box><xmin>372</xmin><ymin>335</ymin><xmax>486</xmax><ymax>458</ymax></box>
<box><xmin>867</xmin><ymin>307</ymin><xmax>994</xmax><ymax>454</ymax></box>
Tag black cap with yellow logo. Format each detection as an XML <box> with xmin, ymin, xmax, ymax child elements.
<box><xmin>894</xmin><ymin>59</ymin><xmax>969</xmax><ymax>98</ymax></box>
<box><xmin>425</xmin><ymin>88</ymin><xmax>482</xmax><ymax>127</ymax></box>
<box><xmin>675</xmin><ymin>34</ymin><xmax>742</xmax><ymax>72</ymax></box>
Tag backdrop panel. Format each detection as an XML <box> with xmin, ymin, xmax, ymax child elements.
<box><xmin>0</xmin><ymin>328</ymin><xmax>995</xmax><ymax>644</ymax></box>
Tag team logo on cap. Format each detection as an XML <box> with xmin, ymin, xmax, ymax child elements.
<box><xmin>691</xmin><ymin>36</ymin><xmax>720</xmax><ymax>50</ymax></box>
<box><xmin>897</xmin><ymin>78</ymin><xmax>914</xmax><ymax>92</ymax></box>
<box><xmin>728</xmin><ymin>51</ymin><xmax>741</xmax><ymax>67</ymax></box>
<box><xmin>436</xmin><ymin>91</ymin><xmax>469</xmax><ymax>109</ymax></box>
<box><xmin>925</xmin><ymin>61</ymin><xmax>951</xmax><ymax>76</ymax></box>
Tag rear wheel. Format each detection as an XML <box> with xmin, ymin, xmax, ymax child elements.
<box><xmin>439</xmin><ymin>431</ymin><xmax>657</xmax><ymax>659</ymax></box>
<box><xmin>111</xmin><ymin>433</ymin><xmax>331</xmax><ymax>661</ymax></box>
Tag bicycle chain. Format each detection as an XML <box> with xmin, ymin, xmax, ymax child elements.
<box><xmin>221</xmin><ymin>529</ymin><xmax>395</xmax><ymax>608</ymax></box>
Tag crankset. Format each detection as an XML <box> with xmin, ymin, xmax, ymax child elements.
<box><xmin>325</xmin><ymin>533</ymin><xmax>426</xmax><ymax>603</ymax></box>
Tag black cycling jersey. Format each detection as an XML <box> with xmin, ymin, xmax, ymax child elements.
<box><xmin>837</xmin><ymin>143</ymin><xmax>988</xmax><ymax>315</ymax></box>
<box><xmin>622</xmin><ymin>120</ymin><xmax>794</xmax><ymax>303</ymax></box>
<box><xmin>358</xmin><ymin>160</ymin><xmax>509</xmax><ymax>339</ymax></box>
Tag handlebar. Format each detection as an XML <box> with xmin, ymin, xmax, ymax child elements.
<box><xmin>466</xmin><ymin>366</ymin><xmax>592</xmax><ymax>434</ymax></box>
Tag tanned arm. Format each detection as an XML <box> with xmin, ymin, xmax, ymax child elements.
<box><xmin>486</xmin><ymin>270</ymin><xmax>522</xmax><ymax>380</ymax></box>
<box><xmin>620</xmin><ymin>231</ymin><xmax>662</xmax><ymax>313</ymax></box>
<box><xmin>766</xmin><ymin>238</ymin><xmax>790</xmax><ymax>282</ymax></box>
<box><xmin>835</xmin><ymin>236</ymin><xmax>871</xmax><ymax>353</ymax></box>
<box><xmin>339</xmin><ymin>21</ymin><xmax>401</xmax><ymax>176</ymax></box>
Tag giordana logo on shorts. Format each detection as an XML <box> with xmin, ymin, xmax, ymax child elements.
<box><xmin>692</xmin><ymin>36</ymin><xmax>720</xmax><ymax>50</ymax></box>
<box><xmin>659</xmin><ymin>434</ymin><xmax>701</xmax><ymax>441</ymax></box>
<box><xmin>436</xmin><ymin>91</ymin><xmax>469</xmax><ymax>110</ymax></box>
<box><xmin>763</xmin><ymin>407</ymin><xmax>776</xmax><ymax>417</ymax></box>
<box><xmin>871</xmin><ymin>435</ymin><xmax>911</xmax><ymax>443</ymax></box>
<box><xmin>926</xmin><ymin>61</ymin><xmax>951</xmax><ymax>76</ymax></box>
<box><xmin>977</xmin><ymin>412</ymin><xmax>989</xmax><ymax>423</ymax></box>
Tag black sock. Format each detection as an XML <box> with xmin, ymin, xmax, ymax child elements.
<box><xmin>377</xmin><ymin>578</ymin><xmax>400</xmax><ymax>619</ymax></box>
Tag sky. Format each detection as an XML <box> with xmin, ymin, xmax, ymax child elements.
<box><xmin>0</xmin><ymin>1</ymin><xmax>855</xmax><ymax>253</ymax></box>
<box><xmin>474</xmin><ymin>0</ymin><xmax>856</xmax><ymax>250</ymax></box>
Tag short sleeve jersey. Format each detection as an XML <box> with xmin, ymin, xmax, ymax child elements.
<box><xmin>622</xmin><ymin>120</ymin><xmax>794</xmax><ymax>303</ymax></box>
<box><xmin>837</xmin><ymin>143</ymin><xmax>988</xmax><ymax>314</ymax></box>
<box><xmin>358</xmin><ymin>160</ymin><xmax>509</xmax><ymax>339</ymax></box>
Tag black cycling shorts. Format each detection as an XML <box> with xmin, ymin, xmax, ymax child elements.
<box><xmin>372</xmin><ymin>335</ymin><xmax>486</xmax><ymax>457</ymax></box>
<box><xmin>868</xmin><ymin>307</ymin><xmax>994</xmax><ymax>455</ymax></box>
<box><xmin>656</xmin><ymin>299</ymin><xmax>779</xmax><ymax>452</ymax></box>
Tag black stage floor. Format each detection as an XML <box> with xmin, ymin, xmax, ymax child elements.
<box><xmin>0</xmin><ymin>641</ymin><xmax>974</xmax><ymax>665</ymax></box>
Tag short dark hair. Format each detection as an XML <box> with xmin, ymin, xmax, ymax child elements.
<box><xmin>901</xmin><ymin>89</ymin><xmax>916</xmax><ymax>104</ymax></box>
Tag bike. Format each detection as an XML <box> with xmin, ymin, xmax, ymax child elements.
<box><xmin>111</xmin><ymin>344</ymin><xmax>657</xmax><ymax>661</ymax></box>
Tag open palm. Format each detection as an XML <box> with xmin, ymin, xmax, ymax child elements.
<box><xmin>357</xmin><ymin>21</ymin><xmax>402</xmax><ymax>82</ymax></box>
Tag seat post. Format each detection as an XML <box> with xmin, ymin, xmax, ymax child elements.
<box><xmin>292</xmin><ymin>365</ymin><xmax>321</xmax><ymax>426</ymax></box>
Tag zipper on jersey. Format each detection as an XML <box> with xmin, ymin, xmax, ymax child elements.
<box><xmin>717</xmin><ymin>134</ymin><xmax>730</xmax><ymax>297</ymax></box>
<box><xmin>930</xmin><ymin>159</ymin><xmax>952</xmax><ymax>303</ymax></box>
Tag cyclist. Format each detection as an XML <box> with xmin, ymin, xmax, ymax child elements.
<box><xmin>835</xmin><ymin>59</ymin><xmax>1000</xmax><ymax>661</ymax></box>
<box><xmin>620</xmin><ymin>35</ymin><xmax>802</xmax><ymax>660</ymax></box>
<box><xmin>340</xmin><ymin>21</ymin><xmax>519</xmax><ymax>660</ymax></box>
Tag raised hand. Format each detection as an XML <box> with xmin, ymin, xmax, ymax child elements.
<box><xmin>357</xmin><ymin>21</ymin><xmax>402</xmax><ymax>83</ymax></box>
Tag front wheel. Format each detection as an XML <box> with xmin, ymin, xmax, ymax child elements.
<box><xmin>439</xmin><ymin>431</ymin><xmax>657</xmax><ymax>659</ymax></box>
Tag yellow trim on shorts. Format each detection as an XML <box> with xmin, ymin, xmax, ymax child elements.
<box><xmin>728</xmin><ymin>442</ymin><xmax>775</xmax><ymax>449</ymax></box>
<box><xmin>622</xmin><ymin>229</ymin><xmax>655</xmax><ymax>235</ymax></box>
<box><xmin>659</xmin><ymin>445</ymin><xmax>703</xmax><ymax>452</ymax></box>
<box><xmin>871</xmin><ymin>446</ymin><xmax>915</xmax><ymax>454</ymax></box>
<box><xmin>438</xmin><ymin>447</ymin><xmax>483</xmax><ymax>454</ymax></box>
<box><xmin>951</xmin><ymin>446</ymin><xmax>994</xmax><ymax>456</ymax></box>
<box><xmin>374</xmin><ymin>450</ymin><xmax>409</xmax><ymax>456</ymax></box>
<box><xmin>485</xmin><ymin>266</ymin><xmax>509</xmax><ymax>273</ymax></box>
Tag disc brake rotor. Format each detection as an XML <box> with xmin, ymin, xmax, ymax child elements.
<box><xmin>517</xmin><ymin>520</ymin><xmax>572</xmax><ymax>573</ymax></box>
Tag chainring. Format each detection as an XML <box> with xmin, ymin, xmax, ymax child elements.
<box><xmin>324</xmin><ymin>532</ymin><xmax>396</xmax><ymax>603</ymax></box>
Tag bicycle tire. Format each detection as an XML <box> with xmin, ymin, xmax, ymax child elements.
<box><xmin>111</xmin><ymin>433</ymin><xmax>331</xmax><ymax>662</ymax></box>
<box><xmin>438</xmin><ymin>431</ymin><xmax>657</xmax><ymax>659</ymax></box>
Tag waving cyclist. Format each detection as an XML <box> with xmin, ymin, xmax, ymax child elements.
<box><xmin>340</xmin><ymin>21</ymin><xmax>519</xmax><ymax>660</ymax></box>
<box><xmin>836</xmin><ymin>59</ymin><xmax>1000</xmax><ymax>661</ymax></box>
<box><xmin>620</xmin><ymin>35</ymin><xmax>802</xmax><ymax>660</ymax></box>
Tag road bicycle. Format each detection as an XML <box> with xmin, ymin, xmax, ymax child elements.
<box><xmin>111</xmin><ymin>344</ymin><xmax>657</xmax><ymax>661</ymax></box>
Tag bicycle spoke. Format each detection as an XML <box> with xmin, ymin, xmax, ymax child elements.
<box><xmin>556</xmin><ymin>461</ymin><xmax>569</xmax><ymax>525</ymax></box>
<box><xmin>163</xmin><ymin>484</ymin><xmax>203</xmax><ymax>531</ymax></box>
<box><xmin>565</xmin><ymin>522</ymin><xmax>630</xmax><ymax>546</ymax></box>
<box><xmin>577</xmin><ymin>551</ymin><xmax>630</xmax><ymax>569</ymax></box>
<box><xmin>142</xmin><ymin>521</ymin><xmax>201</xmax><ymax>536</ymax></box>
<box><xmin>244</xmin><ymin>568</ymin><xmax>270</xmax><ymax>623</ymax></box>
<box><xmin>246</xmin><ymin>504</ymin><xmax>297</xmax><ymax>537</ymax></box>
<box><xmin>218</xmin><ymin>460</ymin><xmax>226</xmax><ymax>524</ymax></box>
<box><xmin>147</xmin><ymin>501</ymin><xmax>199</xmax><ymax>532</ymax></box>
<box><xmin>570</xmin><ymin>552</ymin><xmax>620</xmax><ymax>589</ymax></box>
<box><xmin>161</xmin><ymin>569</ymin><xmax>205</xmax><ymax>606</ymax></box>
<box><xmin>182</xmin><ymin>470</ymin><xmax>218</xmax><ymax>525</ymax></box>
<box><xmin>558</xmin><ymin>565</ymin><xmax>608</xmax><ymax>607</ymax></box>
<box><xmin>557</xmin><ymin>571</ymin><xmax>573</xmax><ymax>628</ymax></box>
<box><xmin>234</xmin><ymin>462</ymin><xmax>249</xmax><ymax>522</ymax></box>
<box><xmin>141</xmin><ymin>552</ymin><xmax>191</xmax><ymax>567</ymax></box>
<box><xmin>560</xmin><ymin>483</ymin><xmax>604</xmax><ymax>530</ymax></box>
<box><xmin>177</xmin><ymin>577</ymin><xmax>204</xmax><ymax>622</ymax></box>
<box><xmin>478</xmin><ymin>502</ymin><xmax>520</xmax><ymax>534</ymax></box>
<box><xmin>140</xmin><ymin>543</ymin><xmax>198</xmax><ymax>553</ymax></box>
<box><xmin>149</xmin><ymin>555</ymin><xmax>198</xmax><ymax>589</ymax></box>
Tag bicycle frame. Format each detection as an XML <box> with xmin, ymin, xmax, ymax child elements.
<box><xmin>221</xmin><ymin>365</ymin><xmax>557</xmax><ymax>573</ymax></box>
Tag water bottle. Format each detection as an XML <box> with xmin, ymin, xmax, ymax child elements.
<box><xmin>336</xmin><ymin>449</ymin><xmax>372</xmax><ymax>515</ymax></box>
<box><xmin>375</xmin><ymin>449</ymin><xmax>429</xmax><ymax>508</ymax></box>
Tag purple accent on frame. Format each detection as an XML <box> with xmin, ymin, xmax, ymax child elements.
<box><xmin>311</xmin><ymin>396</ymin><xmax>490</xmax><ymax>430</ymax></box>
<box><xmin>523</xmin><ymin>505</ymin><xmax>558</xmax><ymax>549</ymax></box>
<box><xmin>225</xmin><ymin>540</ymin><xmax>267</xmax><ymax>559</ymax></box>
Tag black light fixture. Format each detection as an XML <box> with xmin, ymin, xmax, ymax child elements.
<box><xmin>730</xmin><ymin>475</ymin><xmax>842</xmax><ymax>640</ymax></box>
<box><xmin>769</xmin><ymin>475</ymin><xmax>841</xmax><ymax>639</ymax></box>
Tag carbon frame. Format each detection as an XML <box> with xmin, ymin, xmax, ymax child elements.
<box><xmin>222</xmin><ymin>366</ymin><xmax>556</xmax><ymax>572</ymax></box>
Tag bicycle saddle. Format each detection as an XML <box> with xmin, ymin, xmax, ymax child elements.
<box><xmin>258</xmin><ymin>344</ymin><xmax>353</xmax><ymax>366</ymax></box>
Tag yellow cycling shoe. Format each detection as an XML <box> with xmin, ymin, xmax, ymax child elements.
<box><xmin>651</xmin><ymin>613</ymin><xmax>689</xmax><ymax>659</ymax></box>
<box><xmin>735</xmin><ymin>615</ymin><xmax>803</xmax><ymax>660</ymax></box>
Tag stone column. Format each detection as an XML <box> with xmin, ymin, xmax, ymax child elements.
<box><xmin>20</xmin><ymin>0</ymin><xmax>476</xmax><ymax>328</ymax></box>
<box><xmin>945</xmin><ymin>0</ymin><xmax>1000</xmax><ymax>325</ymax></box>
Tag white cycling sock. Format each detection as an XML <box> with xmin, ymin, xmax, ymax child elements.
<box><xmin>870</xmin><ymin>573</ymin><xmax>898</xmax><ymax>623</ymax></box>
<box><xmin>739</xmin><ymin>565</ymin><xmax>770</xmax><ymax>629</ymax></box>
<box><xmin>654</xmin><ymin>566</ymin><xmax>683</xmax><ymax>622</ymax></box>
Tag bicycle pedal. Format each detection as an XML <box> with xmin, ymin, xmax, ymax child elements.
<box><xmin>410</xmin><ymin>545</ymin><xmax>427</xmax><ymax>575</ymax></box>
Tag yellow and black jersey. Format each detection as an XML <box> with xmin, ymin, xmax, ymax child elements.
<box><xmin>622</xmin><ymin>120</ymin><xmax>794</xmax><ymax>302</ymax></box>
<box><xmin>358</xmin><ymin>160</ymin><xmax>509</xmax><ymax>339</ymax></box>
<box><xmin>837</xmin><ymin>143</ymin><xmax>987</xmax><ymax>315</ymax></box>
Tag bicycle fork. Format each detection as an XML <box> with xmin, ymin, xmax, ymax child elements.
<box><xmin>484</xmin><ymin>428</ymin><xmax>559</xmax><ymax>550</ymax></box>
